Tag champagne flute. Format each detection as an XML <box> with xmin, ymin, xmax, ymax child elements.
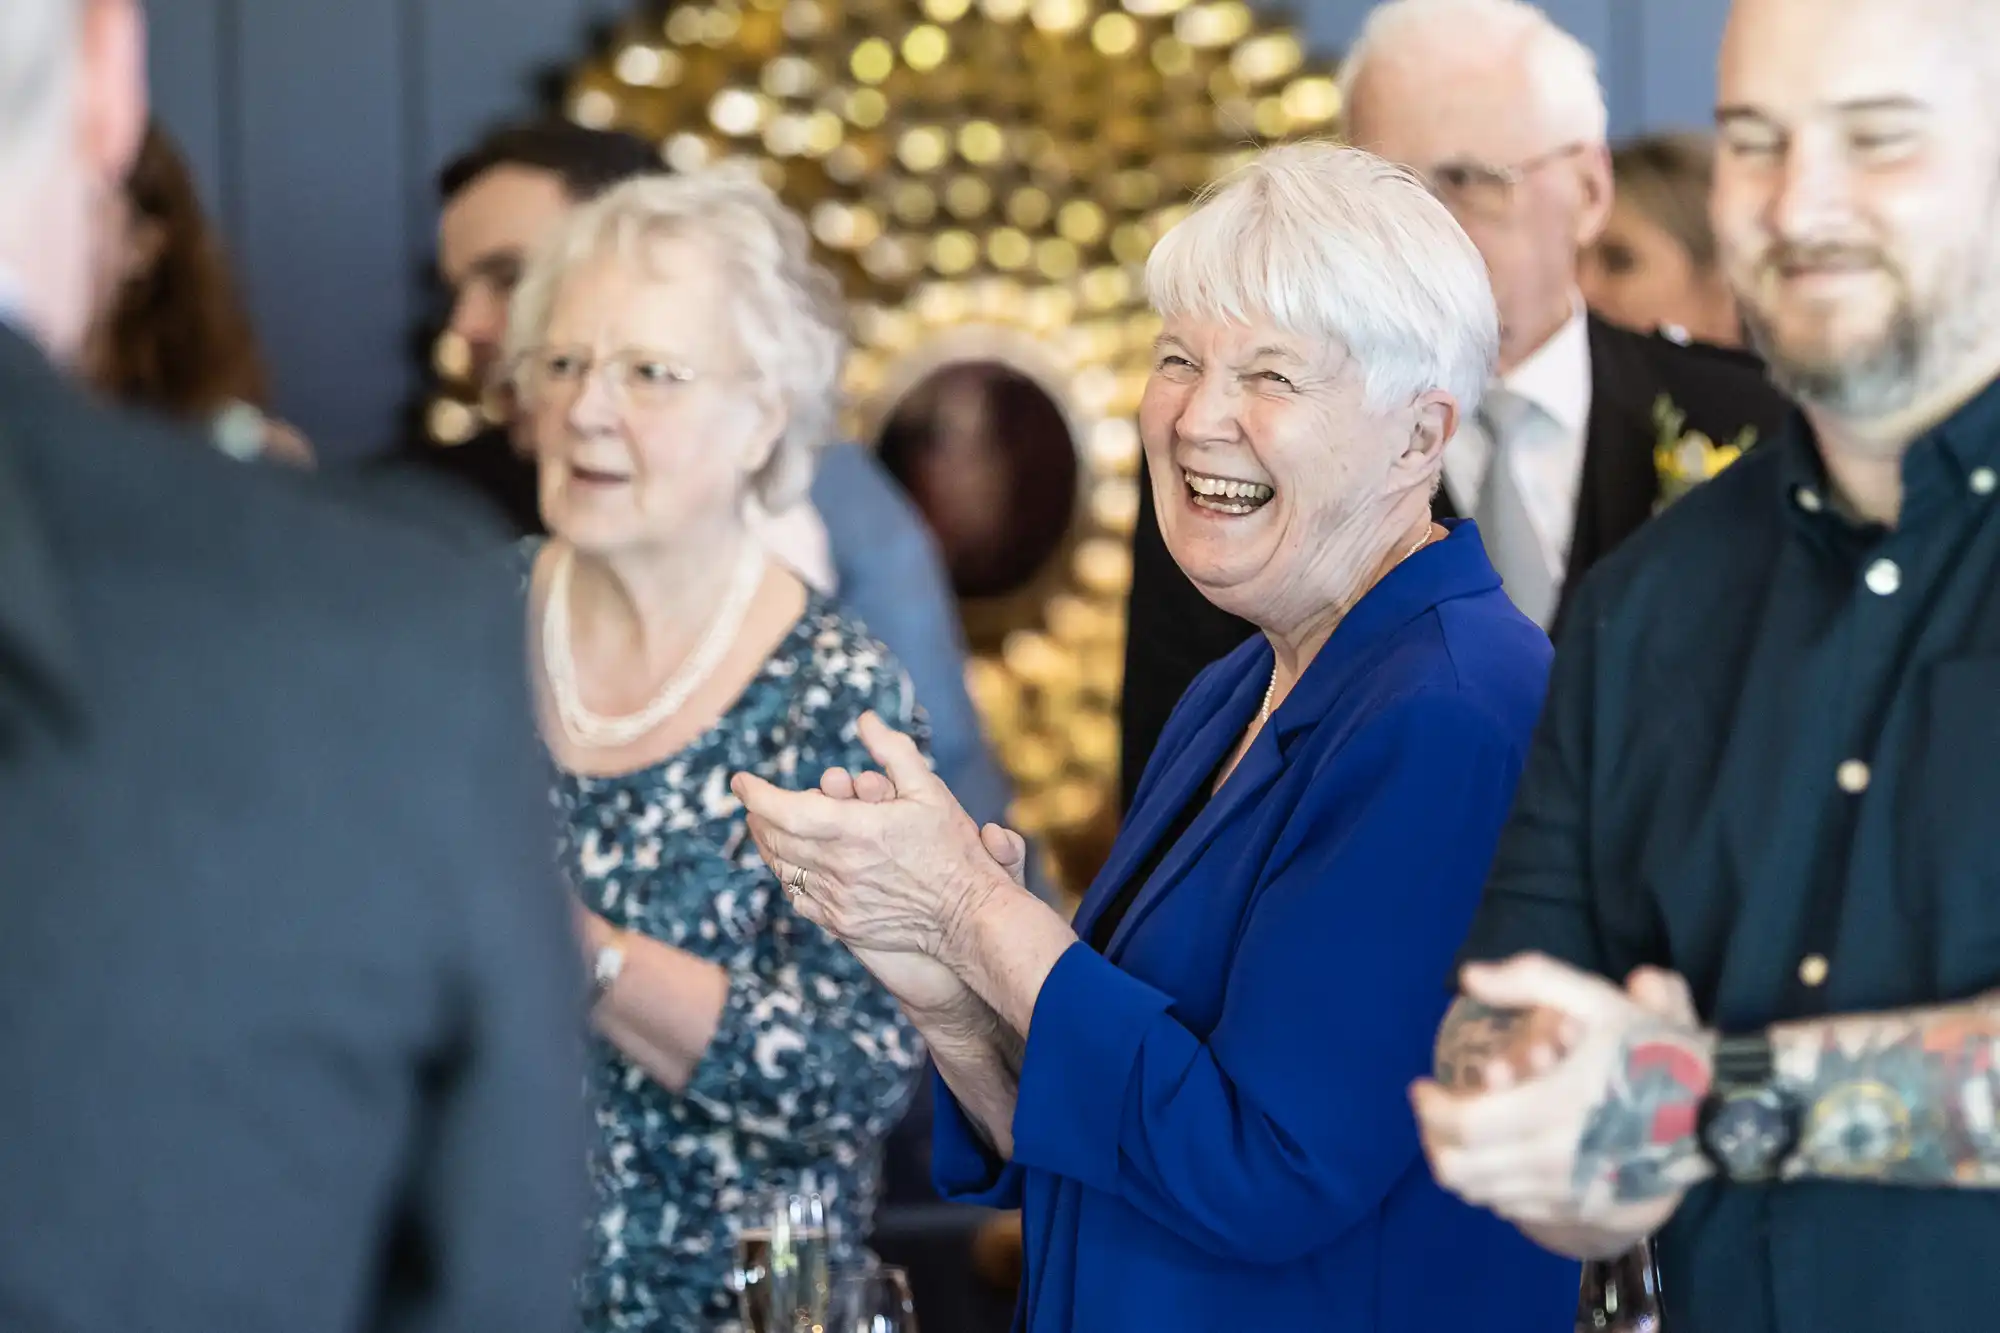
<box><xmin>827</xmin><ymin>1262</ymin><xmax>919</xmax><ymax>1333</ymax></box>
<box><xmin>735</xmin><ymin>1192</ymin><xmax>831</xmax><ymax>1333</ymax></box>
<box><xmin>1577</xmin><ymin>1241</ymin><xmax>1663</xmax><ymax>1332</ymax></box>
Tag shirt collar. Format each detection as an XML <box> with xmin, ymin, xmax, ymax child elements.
<box><xmin>1779</xmin><ymin>370</ymin><xmax>2000</xmax><ymax>535</ymax></box>
<box><xmin>1931</xmin><ymin>371</ymin><xmax>2000</xmax><ymax>480</ymax></box>
<box><xmin>1499</xmin><ymin>299</ymin><xmax>1592</xmax><ymax>436</ymax></box>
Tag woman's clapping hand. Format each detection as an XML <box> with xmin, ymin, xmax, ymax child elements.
<box><xmin>732</xmin><ymin>713</ymin><xmax>1025</xmax><ymax>1020</ymax></box>
<box><xmin>817</xmin><ymin>763</ymin><xmax>1030</xmax><ymax>889</ymax></box>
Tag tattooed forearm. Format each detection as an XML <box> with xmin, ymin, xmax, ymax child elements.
<box><xmin>1433</xmin><ymin>998</ymin><xmax>1529</xmax><ymax>1089</ymax></box>
<box><xmin>1774</xmin><ymin>990</ymin><xmax>2000</xmax><ymax>1186</ymax></box>
<box><xmin>1572</xmin><ymin>1025</ymin><xmax>1716</xmax><ymax>1206</ymax></box>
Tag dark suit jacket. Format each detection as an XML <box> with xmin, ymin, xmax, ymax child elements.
<box><xmin>1118</xmin><ymin>317</ymin><xmax>1793</xmax><ymax>814</ymax></box>
<box><xmin>0</xmin><ymin>328</ymin><xmax>588</xmax><ymax>1333</ymax></box>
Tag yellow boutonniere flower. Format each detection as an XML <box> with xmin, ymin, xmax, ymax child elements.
<box><xmin>1653</xmin><ymin>394</ymin><xmax>1756</xmax><ymax>510</ymax></box>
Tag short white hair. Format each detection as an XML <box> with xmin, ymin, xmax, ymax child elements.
<box><xmin>1339</xmin><ymin>0</ymin><xmax>1608</xmax><ymax>146</ymax></box>
<box><xmin>1145</xmin><ymin>141</ymin><xmax>1499</xmax><ymax>418</ymax></box>
<box><xmin>0</xmin><ymin>0</ymin><xmax>76</xmax><ymax>182</ymax></box>
<box><xmin>505</xmin><ymin>164</ymin><xmax>848</xmax><ymax>511</ymax></box>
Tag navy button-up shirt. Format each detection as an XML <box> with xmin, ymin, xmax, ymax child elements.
<box><xmin>1461</xmin><ymin>374</ymin><xmax>2000</xmax><ymax>1332</ymax></box>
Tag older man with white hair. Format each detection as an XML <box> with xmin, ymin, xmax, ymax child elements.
<box><xmin>0</xmin><ymin>5</ymin><xmax>586</xmax><ymax>1333</ymax></box>
<box><xmin>1118</xmin><ymin>0</ymin><xmax>1790</xmax><ymax>812</ymax></box>
<box><xmin>733</xmin><ymin>139</ymin><xmax>1578</xmax><ymax>1333</ymax></box>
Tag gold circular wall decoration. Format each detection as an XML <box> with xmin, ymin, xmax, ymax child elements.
<box><xmin>426</xmin><ymin>0</ymin><xmax>1341</xmax><ymax>895</ymax></box>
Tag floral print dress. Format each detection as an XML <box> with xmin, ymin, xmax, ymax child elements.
<box><xmin>554</xmin><ymin>590</ymin><xmax>927</xmax><ymax>1331</ymax></box>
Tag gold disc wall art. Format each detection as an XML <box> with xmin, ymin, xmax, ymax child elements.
<box><xmin>426</xmin><ymin>0</ymin><xmax>1341</xmax><ymax>895</ymax></box>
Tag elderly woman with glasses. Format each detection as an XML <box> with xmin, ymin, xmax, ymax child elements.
<box><xmin>734</xmin><ymin>142</ymin><xmax>1580</xmax><ymax>1332</ymax></box>
<box><xmin>505</xmin><ymin>166</ymin><xmax>924</xmax><ymax>1330</ymax></box>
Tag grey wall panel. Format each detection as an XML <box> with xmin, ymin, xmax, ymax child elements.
<box><xmin>232</xmin><ymin>0</ymin><xmax>413</xmax><ymax>460</ymax></box>
<box><xmin>411</xmin><ymin>0</ymin><xmax>593</xmax><ymax>220</ymax></box>
<box><xmin>144</xmin><ymin>0</ymin><xmax>232</xmax><ymax>228</ymax></box>
<box><xmin>1634</xmin><ymin>0</ymin><xmax>1732</xmax><ymax>131</ymax></box>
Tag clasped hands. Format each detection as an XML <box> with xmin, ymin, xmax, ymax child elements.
<box><xmin>728</xmin><ymin>712</ymin><xmax>1024</xmax><ymax>1022</ymax></box>
<box><xmin>1411</xmin><ymin>954</ymin><xmax>1719</xmax><ymax>1258</ymax></box>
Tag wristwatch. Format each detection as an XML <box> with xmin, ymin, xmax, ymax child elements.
<box><xmin>1696</xmin><ymin>1032</ymin><xmax>1802</xmax><ymax>1181</ymax></box>
<box><xmin>591</xmin><ymin>935</ymin><xmax>628</xmax><ymax>1005</ymax></box>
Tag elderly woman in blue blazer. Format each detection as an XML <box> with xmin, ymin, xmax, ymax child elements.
<box><xmin>733</xmin><ymin>142</ymin><xmax>1579</xmax><ymax>1332</ymax></box>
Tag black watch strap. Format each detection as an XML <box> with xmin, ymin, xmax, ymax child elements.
<box><xmin>1712</xmin><ymin>1032</ymin><xmax>1776</xmax><ymax>1086</ymax></box>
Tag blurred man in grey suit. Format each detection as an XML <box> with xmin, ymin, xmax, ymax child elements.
<box><xmin>0</xmin><ymin>4</ymin><xmax>588</xmax><ymax>1332</ymax></box>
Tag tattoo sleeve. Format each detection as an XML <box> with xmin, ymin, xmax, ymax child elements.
<box><xmin>1571</xmin><ymin>1025</ymin><xmax>1716</xmax><ymax>1206</ymax></box>
<box><xmin>1773</xmin><ymin>990</ymin><xmax>2000</xmax><ymax>1187</ymax></box>
<box><xmin>1433</xmin><ymin>997</ymin><xmax>1531</xmax><ymax>1089</ymax></box>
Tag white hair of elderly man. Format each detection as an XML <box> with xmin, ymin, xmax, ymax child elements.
<box><xmin>1145</xmin><ymin>139</ymin><xmax>1500</xmax><ymax>421</ymax></box>
<box><xmin>1339</xmin><ymin>0</ymin><xmax>1608</xmax><ymax>146</ymax></box>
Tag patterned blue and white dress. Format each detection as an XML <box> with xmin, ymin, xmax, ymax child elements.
<box><xmin>553</xmin><ymin>589</ymin><xmax>928</xmax><ymax>1331</ymax></box>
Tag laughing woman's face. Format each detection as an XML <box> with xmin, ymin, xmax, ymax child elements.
<box><xmin>1138</xmin><ymin>314</ymin><xmax>1417</xmax><ymax>630</ymax></box>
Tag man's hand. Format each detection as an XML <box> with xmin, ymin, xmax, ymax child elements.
<box><xmin>1434</xmin><ymin>998</ymin><xmax>1577</xmax><ymax>1092</ymax></box>
<box><xmin>1413</xmin><ymin>954</ymin><xmax>1715</xmax><ymax>1246</ymax></box>
<box><xmin>1433</xmin><ymin>966</ymin><xmax>1697</xmax><ymax>1093</ymax></box>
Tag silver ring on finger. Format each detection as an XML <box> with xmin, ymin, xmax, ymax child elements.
<box><xmin>785</xmin><ymin>863</ymin><xmax>808</xmax><ymax>900</ymax></box>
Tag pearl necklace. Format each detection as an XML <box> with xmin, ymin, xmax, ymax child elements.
<box><xmin>543</xmin><ymin>541</ymin><xmax>767</xmax><ymax>750</ymax></box>
<box><xmin>1255</xmin><ymin>525</ymin><xmax>1438</xmax><ymax>724</ymax></box>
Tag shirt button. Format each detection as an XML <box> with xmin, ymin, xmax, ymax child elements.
<box><xmin>1796</xmin><ymin>486</ymin><xmax>1824</xmax><ymax>513</ymax></box>
<box><xmin>1837</xmin><ymin>759</ymin><xmax>1872</xmax><ymax>793</ymax></box>
<box><xmin>1865</xmin><ymin>558</ymin><xmax>1902</xmax><ymax>596</ymax></box>
<box><xmin>1974</xmin><ymin>467</ymin><xmax>1998</xmax><ymax>496</ymax></box>
<box><xmin>1799</xmin><ymin>954</ymin><xmax>1830</xmax><ymax>988</ymax></box>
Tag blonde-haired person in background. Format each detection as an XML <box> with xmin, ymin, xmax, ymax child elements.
<box><xmin>506</xmin><ymin>164</ymin><xmax>926</xmax><ymax>1329</ymax></box>
<box><xmin>1581</xmin><ymin>131</ymin><xmax>1742</xmax><ymax>347</ymax></box>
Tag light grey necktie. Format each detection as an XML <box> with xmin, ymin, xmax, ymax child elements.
<box><xmin>1472</xmin><ymin>387</ymin><xmax>1559</xmax><ymax>629</ymax></box>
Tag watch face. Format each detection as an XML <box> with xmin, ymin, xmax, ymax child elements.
<box><xmin>1703</xmin><ymin>1088</ymin><xmax>1793</xmax><ymax>1179</ymax></box>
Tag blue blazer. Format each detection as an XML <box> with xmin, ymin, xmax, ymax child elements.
<box><xmin>932</xmin><ymin>522</ymin><xmax>1579</xmax><ymax>1331</ymax></box>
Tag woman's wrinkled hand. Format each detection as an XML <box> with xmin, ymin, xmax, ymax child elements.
<box><xmin>811</xmin><ymin>760</ymin><xmax>977</xmax><ymax>1020</ymax></box>
<box><xmin>731</xmin><ymin>711</ymin><xmax>1009</xmax><ymax>965</ymax></box>
<box><xmin>822</xmin><ymin>762</ymin><xmax>1031</xmax><ymax>889</ymax></box>
<box><xmin>817</xmin><ymin>762</ymin><xmax>1034</xmax><ymax>1027</ymax></box>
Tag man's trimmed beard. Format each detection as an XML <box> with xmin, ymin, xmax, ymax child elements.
<box><xmin>1742</xmin><ymin>294</ymin><xmax>1925</xmax><ymax>421</ymax></box>
<box><xmin>1740</xmin><ymin>205</ymin><xmax>2000</xmax><ymax>424</ymax></box>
